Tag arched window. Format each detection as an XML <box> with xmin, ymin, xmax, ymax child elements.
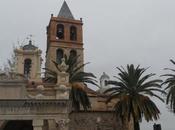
<box><xmin>69</xmin><ymin>50</ymin><xmax>77</xmax><ymax>63</ymax></box>
<box><xmin>56</xmin><ymin>49</ymin><xmax>64</xmax><ymax>64</ymax></box>
<box><xmin>57</xmin><ymin>24</ymin><xmax>64</xmax><ymax>39</ymax></box>
<box><xmin>70</xmin><ymin>26</ymin><xmax>77</xmax><ymax>41</ymax></box>
<box><xmin>24</xmin><ymin>59</ymin><xmax>32</xmax><ymax>78</ymax></box>
<box><xmin>70</xmin><ymin>50</ymin><xmax>77</xmax><ymax>58</ymax></box>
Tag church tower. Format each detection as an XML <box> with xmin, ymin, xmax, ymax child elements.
<box><xmin>45</xmin><ymin>1</ymin><xmax>84</xmax><ymax>70</ymax></box>
<box><xmin>14</xmin><ymin>40</ymin><xmax>42</xmax><ymax>81</ymax></box>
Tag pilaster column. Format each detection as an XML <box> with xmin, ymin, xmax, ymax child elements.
<box><xmin>33</xmin><ymin>119</ymin><xmax>44</xmax><ymax>130</ymax></box>
<box><xmin>48</xmin><ymin>119</ymin><xmax>57</xmax><ymax>130</ymax></box>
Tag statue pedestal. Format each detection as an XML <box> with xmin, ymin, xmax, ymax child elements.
<box><xmin>55</xmin><ymin>58</ymin><xmax>70</xmax><ymax>100</ymax></box>
<box><xmin>55</xmin><ymin>85</ymin><xmax>71</xmax><ymax>99</ymax></box>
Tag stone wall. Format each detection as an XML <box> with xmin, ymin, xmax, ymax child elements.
<box><xmin>0</xmin><ymin>73</ymin><xmax>27</xmax><ymax>99</ymax></box>
<box><xmin>69</xmin><ymin>112</ymin><xmax>123</xmax><ymax>130</ymax></box>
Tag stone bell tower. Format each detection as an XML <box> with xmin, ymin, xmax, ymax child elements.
<box><xmin>14</xmin><ymin>40</ymin><xmax>42</xmax><ymax>81</ymax></box>
<box><xmin>45</xmin><ymin>1</ymin><xmax>84</xmax><ymax>70</ymax></box>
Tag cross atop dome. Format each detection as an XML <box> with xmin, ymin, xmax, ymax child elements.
<box><xmin>58</xmin><ymin>1</ymin><xmax>74</xmax><ymax>19</ymax></box>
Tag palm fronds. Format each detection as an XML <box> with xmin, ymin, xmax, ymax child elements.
<box><xmin>162</xmin><ymin>59</ymin><xmax>175</xmax><ymax>113</ymax></box>
<box><xmin>44</xmin><ymin>55</ymin><xmax>98</xmax><ymax>111</ymax></box>
<box><xmin>104</xmin><ymin>64</ymin><xmax>164</xmax><ymax>130</ymax></box>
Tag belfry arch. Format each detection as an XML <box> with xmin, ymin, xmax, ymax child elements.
<box><xmin>56</xmin><ymin>49</ymin><xmax>64</xmax><ymax>64</ymax></box>
<box><xmin>56</xmin><ymin>24</ymin><xmax>64</xmax><ymax>39</ymax></box>
<box><xmin>24</xmin><ymin>58</ymin><xmax>32</xmax><ymax>78</ymax></box>
<box><xmin>70</xmin><ymin>26</ymin><xmax>77</xmax><ymax>41</ymax></box>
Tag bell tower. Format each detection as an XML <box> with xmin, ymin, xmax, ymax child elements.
<box><xmin>45</xmin><ymin>1</ymin><xmax>84</xmax><ymax>70</ymax></box>
<box><xmin>14</xmin><ymin>40</ymin><xmax>42</xmax><ymax>81</ymax></box>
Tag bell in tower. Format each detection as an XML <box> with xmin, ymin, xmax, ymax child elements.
<box><xmin>45</xmin><ymin>1</ymin><xmax>84</xmax><ymax>71</ymax></box>
<box><xmin>57</xmin><ymin>24</ymin><xmax>64</xmax><ymax>39</ymax></box>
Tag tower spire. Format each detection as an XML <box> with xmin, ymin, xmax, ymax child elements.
<box><xmin>58</xmin><ymin>1</ymin><xmax>74</xmax><ymax>19</ymax></box>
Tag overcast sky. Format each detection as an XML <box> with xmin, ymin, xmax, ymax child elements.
<box><xmin>0</xmin><ymin>0</ymin><xmax>175</xmax><ymax>129</ymax></box>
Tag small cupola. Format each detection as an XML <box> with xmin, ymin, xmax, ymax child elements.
<box><xmin>23</xmin><ymin>40</ymin><xmax>38</xmax><ymax>51</ymax></box>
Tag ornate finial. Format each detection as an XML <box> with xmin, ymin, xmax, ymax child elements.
<box><xmin>37</xmin><ymin>85</ymin><xmax>45</xmax><ymax>93</ymax></box>
<box><xmin>29</xmin><ymin>40</ymin><xmax>32</xmax><ymax>45</ymax></box>
<box><xmin>26</xmin><ymin>34</ymin><xmax>35</xmax><ymax>45</ymax></box>
<box><xmin>55</xmin><ymin>119</ymin><xmax>70</xmax><ymax>129</ymax></box>
<box><xmin>4</xmin><ymin>66</ymin><xmax>10</xmax><ymax>77</ymax></box>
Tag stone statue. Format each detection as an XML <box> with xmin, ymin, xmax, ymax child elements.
<box><xmin>55</xmin><ymin>58</ymin><xmax>70</xmax><ymax>100</ymax></box>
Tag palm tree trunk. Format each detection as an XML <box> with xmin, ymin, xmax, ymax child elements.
<box><xmin>134</xmin><ymin>119</ymin><xmax>140</xmax><ymax>130</ymax></box>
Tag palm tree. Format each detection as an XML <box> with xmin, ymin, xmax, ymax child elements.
<box><xmin>44</xmin><ymin>55</ymin><xmax>98</xmax><ymax>111</ymax></box>
<box><xmin>104</xmin><ymin>64</ymin><xmax>164</xmax><ymax>130</ymax></box>
<box><xmin>162</xmin><ymin>59</ymin><xmax>175</xmax><ymax>113</ymax></box>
